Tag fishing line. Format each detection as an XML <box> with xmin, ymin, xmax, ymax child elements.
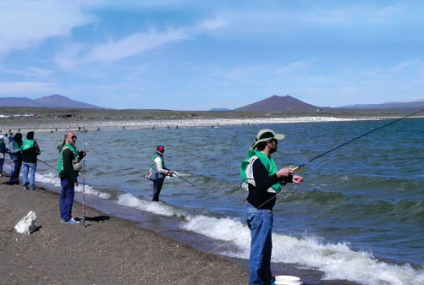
<box><xmin>38</xmin><ymin>159</ymin><xmax>56</xmax><ymax>171</ymax></box>
<box><xmin>82</xmin><ymin>126</ymin><xmax>87</xmax><ymax>228</ymax></box>
<box><xmin>32</xmin><ymin>114</ymin><xmax>47</xmax><ymax>132</ymax></box>
<box><xmin>173</xmin><ymin>172</ymin><xmax>210</xmax><ymax>196</ymax></box>
<box><xmin>292</xmin><ymin>108</ymin><xmax>424</xmax><ymax>171</ymax></box>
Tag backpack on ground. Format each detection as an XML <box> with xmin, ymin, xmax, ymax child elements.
<box><xmin>14</xmin><ymin>211</ymin><xmax>37</xmax><ymax>235</ymax></box>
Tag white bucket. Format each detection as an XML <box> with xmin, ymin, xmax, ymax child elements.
<box><xmin>275</xmin><ymin>275</ymin><xmax>302</xmax><ymax>285</ymax></box>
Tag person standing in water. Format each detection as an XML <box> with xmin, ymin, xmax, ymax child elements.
<box><xmin>151</xmin><ymin>145</ymin><xmax>173</xmax><ymax>202</ymax></box>
<box><xmin>241</xmin><ymin>129</ymin><xmax>304</xmax><ymax>285</ymax></box>
<box><xmin>57</xmin><ymin>132</ymin><xmax>86</xmax><ymax>224</ymax></box>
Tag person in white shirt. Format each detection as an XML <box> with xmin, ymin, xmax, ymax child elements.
<box><xmin>151</xmin><ymin>145</ymin><xmax>173</xmax><ymax>202</ymax></box>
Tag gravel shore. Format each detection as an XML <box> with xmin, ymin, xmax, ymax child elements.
<box><xmin>0</xmin><ymin>178</ymin><xmax>249</xmax><ymax>285</ymax></box>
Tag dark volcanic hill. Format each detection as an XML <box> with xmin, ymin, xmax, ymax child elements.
<box><xmin>234</xmin><ymin>95</ymin><xmax>317</xmax><ymax>112</ymax></box>
<box><xmin>0</xmin><ymin>94</ymin><xmax>103</xmax><ymax>109</ymax></box>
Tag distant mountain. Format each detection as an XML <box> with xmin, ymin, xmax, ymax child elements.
<box><xmin>0</xmin><ymin>94</ymin><xmax>103</xmax><ymax>109</ymax></box>
<box><xmin>0</xmin><ymin>97</ymin><xmax>47</xmax><ymax>108</ymax></box>
<box><xmin>209</xmin><ymin>108</ymin><xmax>231</xmax><ymax>111</ymax></box>
<box><xmin>340</xmin><ymin>100</ymin><xmax>424</xmax><ymax>110</ymax></box>
<box><xmin>235</xmin><ymin>95</ymin><xmax>317</xmax><ymax>112</ymax></box>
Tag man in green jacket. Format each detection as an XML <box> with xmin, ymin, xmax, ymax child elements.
<box><xmin>57</xmin><ymin>131</ymin><xmax>86</xmax><ymax>224</ymax></box>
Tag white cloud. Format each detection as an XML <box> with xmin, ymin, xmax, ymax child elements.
<box><xmin>83</xmin><ymin>29</ymin><xmax>189</xmax><ymax>64</ymax></box>
<box><xmin>55</xmin><ymin>45</ymin><xmax>83</xmax><ymax>71</ymax></box>
<box><xmin>375</xmin><ymin>4</ymin><xmax>409</xmax><ymax>18</ymax></box>
<box><xmin>277</xmin><ymin>61</ymin><xmax>310</xmax><ymax>75</ymax></box>
<box><xmin>389</xmin><ymin>59</ymin><xmax>422</xmax><ymax>73</ymax></box>
<box><xmin>0</xmin><ymin>0</ymin><xmax>96</xmax><ymax>54</ymax></box>
<box><xmin>199</xmin><ymin>17</ymin><xmax>227</xmax><ymax>30</ymax></box>
<box><xmin>0</xmin><ymin>82</ymin><xmax>62</xmax><ymax>94</ymax></box>
<box><xmin>0</xmin><ymin>66</ymin><xmax>52</xmax><ymax>78</ymax></box>
<box><xmin>28</xmin><ymin>67</ymin><xmax>54</xmax><ymax>77</ymax></box>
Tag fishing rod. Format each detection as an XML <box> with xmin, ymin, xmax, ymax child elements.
<box><xmin>33</xmin><ymin>114</ymin><xmax>47</xmax><ymax>132</ymax></box>
<box><xmin>291</xmin><ymin>108</ymin><xmax>424</xmax><ymax>172</ymax></box>
<box><xmin>38</xmin><ymin>159</ymin><xmax>56</xmax><ymax>171</ymax></box>
<box><xmin>82</xmin><ymin>127</ymin><xmax>87</xmax><ymax>228</ymax></box>
<box><xmin>173</xmin><ymin>172</ymin><xmax>210</xmax><ymax>196</ymax></box>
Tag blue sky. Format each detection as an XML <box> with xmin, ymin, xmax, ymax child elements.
<box><xmin>1</xmin><ymin>0</ymin><xmax>423</xmax><ymax>110</ymax></box>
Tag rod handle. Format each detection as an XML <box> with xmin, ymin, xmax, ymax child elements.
<box><xmin>291</xmin><ymin>166</ymin><xmax>299</xmax><ymax>172</ymax></box>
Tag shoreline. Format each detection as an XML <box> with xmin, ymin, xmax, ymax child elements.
<box><xmin>0</xmin><ymin>175</ymin><xmax>360</xmax><ymax>285</ymax></box>
<box><xmin>1</xmin><ymin>115</ymin><xmax>385</xmax><ymax>134</ymax></box>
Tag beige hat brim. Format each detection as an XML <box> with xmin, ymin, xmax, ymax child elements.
<box><xmin>273</xmin><ymin>133</ymin><xmax>285</xmax><ymax>140</ymax></box>
<box><xmin>250</xmin><ymin>133</ymin><xmax>285</xmax><ymax>149</ymax></box>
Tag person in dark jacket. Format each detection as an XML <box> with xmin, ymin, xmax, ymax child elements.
<box><xmin>241</xmin><ymin>129</ymin><xmax>304</xmax><ymax>285</ymax></box>
<box><xmin>0</xmin><ymin>135</ymin><xmax>6</xmax><ymax>176</ymax></box>
<box><xmin>3</xmin><ymin>133</ymin><xmax>23</xmax><ymax>185</ymax></box>
<box><xmin>21</xmin><ymin>131</ymin><xmax>41</xmax><ymax>190</ymax></box>
<box><xmin>57</xmin><ymin>131</ymin><xmax>86</xmax><ymax>224</ymax></box>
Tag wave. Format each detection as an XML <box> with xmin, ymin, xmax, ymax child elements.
<box><xmin>115</xmin><ymin>193</ymin><xmax>424</xmax><ymax>285</ymax></box>
<box><xmin>35</xmin><ymin>172</ymin><xmax>111</xmax><ymax>199</ymax></box>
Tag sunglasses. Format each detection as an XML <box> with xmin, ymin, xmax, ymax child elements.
<box><xmin>71</xmin><ymin>136</ymin><xmax>77</xmax><ymax>139</ymax></box>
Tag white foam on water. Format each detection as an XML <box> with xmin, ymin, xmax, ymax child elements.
<box><xmin>52</xmin><ymin>190</ymin><xmax>424</xmax><ymax>285</ymax></box>
<box><xmin>35</xmin><ymin>172</ymin><xmax>111</xmax><ymax>199</ymax></box>
<box><xmin>180</xmin><ymin>215</ymin><xmax>424</xmax><ymax>285</ymax></box>
<box><xmin>116</xmin><ymin>193</ymin><xmax>189</xmax><ymax>218</ymax></box>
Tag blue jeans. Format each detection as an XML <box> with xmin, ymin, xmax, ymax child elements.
<box><xmin>9</xmin><ymin>159</ymin><xmax>22</xmax><ymax>183</ymax></box>
<box><xmin>22</xmin><ymin>162</ymin><xmax>37</xmax><ymax>189</ymax></box>
<box><xmin>0</xmin><ymin>157</ymin><xmax>4</xmax><ymax>173</ymax></box>
<box><xmin>60</xmin><ymin>178</ymin><xmax>75</xmax><ymax>222</ymax></box>
<box><xmin>246</xmin><ymin>203</ymin><xmax>275</xmax><ymax>285</ymax></box>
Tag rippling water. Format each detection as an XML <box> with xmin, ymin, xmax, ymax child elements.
<box><xmin>31</xmin><ymin>118</ymin><xmax>424</xmax><ymax>285</ymax></box>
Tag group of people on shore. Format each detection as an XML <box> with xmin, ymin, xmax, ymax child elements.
<box><xmin>1</xmin><ymin>131</ymin><xmax>41</xmax><ymax>190</ymax></box>
<box><xmin>0</xmin><ymin>129</ymin><xmax>173</xmax><ymax>223</ymax></box>
<box><xmin>2</xmin><ymin>125</ymin><xmax>303</xmax><ymax>285</ymax></box>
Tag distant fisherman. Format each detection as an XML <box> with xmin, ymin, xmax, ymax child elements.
<box><xmin>150</xmin><ymin>145</ymin><xmax>174</xmax><ymax>202</ymax></box>
<box><xmin>3</xmin><ymin>133</ymin><xmax>23</xmax><ymax>185</ymax></box>
<box><xmin>240</xmin><ymin>129</ymin><xmax>304</xmax><ymax>285</ymax></box>
<box><xmin>57</xmin><ymin>132</ymin><xmax>86</xmax><ymax>224</ymax></box>
<box><xmin>21</xmin><ymin>131</ymin><xmax>41</xmax><ymax>190</ymax></box>
<box><xmin>0</xmin><ymin>135</ymin><xmax>6</xmax><ymax>176</ymax></box>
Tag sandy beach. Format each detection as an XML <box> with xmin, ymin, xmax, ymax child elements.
<box><xmin>0</xmin><ymin>177</ymin><xmax>250</xmax><ymax>285</ymax></box>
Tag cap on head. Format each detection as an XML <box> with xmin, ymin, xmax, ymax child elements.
<box><xmin>14</xmin><ymin>133</ymin><xmax>22</xmax><ymax>140</ymax></box>
<box><xmin>0</xmin><ymin>135</ymin><xmax>4</xmax><ymax>140</ymax></box>
<box><xmin>157</xmin><ymin>145</ymin><xmax>165</xmax><ymax>152</ymax></box>
<box><xmin>26</xmin><ymin>131</ymin><xmax>34</xmax><ymax>139</ymax></box>
<box><xmin>250</xmin><ymin>129</ymin><xmax>285</xmax><ymax>149</ymax></box>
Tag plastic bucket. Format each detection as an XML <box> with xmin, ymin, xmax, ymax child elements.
<box><xmin>275</xmin><ymin>275</ymin><xmax>302</xmax><ymax>285</ymax></box>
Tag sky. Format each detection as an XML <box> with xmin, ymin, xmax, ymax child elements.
<box><xmin>0</xmin><ymin>0</ymin><xmax>424</xmax><ymax>110</ymax></box>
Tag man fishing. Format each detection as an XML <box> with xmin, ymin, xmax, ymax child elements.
<box><xmin>241</xmin><ymin>129</ymin><xmax>304</xmax><ymax>285</ymax></box>
<box><xmin>21</xmin><ymin>131</ymin><xmax>41</xmax><ymax>190</ymax></box>
<box><xmin>0</xmin><ymin>135</ymin><xmax>6</xmax><ymax>176</ymax></box>
<box><xmin>3</xmin><ymin>133</ymin><xmax>23</xmax><ymax>185</ymax></box>
<box><xmin>150</xmin><ymin>145</ymin><xmax>173</xmax><ymax>202</ymax></box>
<box><xmin>57</xmin><ymin>131</ymin><xmax>86</xmax><ymax>224</ymax></box>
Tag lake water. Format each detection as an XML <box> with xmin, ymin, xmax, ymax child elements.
<box><xmin>24</xmin><ymin>118</ymin><xmax>424</xmax><ymax>285</ymax></box>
